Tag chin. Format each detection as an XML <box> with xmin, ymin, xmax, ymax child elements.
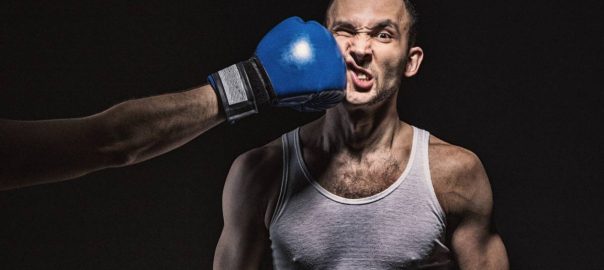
<box><xmin>344</xmin><ymin>87</ymin><xmax>378</xmax><ymax>104</ymax></box>
<box><xmin>344</xmin><ymin>93</ymin><xmax>378</xmax><ymax>107</ymax></box>
<box><xmin>344</xmin><ymin>90</ymin><xmax>398</xmax><ymax>110</ymax></box>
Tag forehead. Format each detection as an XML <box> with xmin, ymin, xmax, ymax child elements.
<box><xmin>327</xmin><ymin>0</ymin><xmax>408</xmax><ymax>28</ymax></box>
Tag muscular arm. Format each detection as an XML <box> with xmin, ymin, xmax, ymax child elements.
<box><xmin>0</xmin><ymin>85</ymin><xmax>225</xmax><ymax>190</ymax></box>
<box><xmin>214</xmin><ymin>143</ymin><xmax>281</xmax><ymax>270</ymax></box>
<box><xmin>441</xmin><ymin>150</ymin><xmax>509</xmax><ymax>269</ymax></box>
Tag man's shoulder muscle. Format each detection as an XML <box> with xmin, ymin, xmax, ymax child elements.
<box><xmin>231</xmin><ymin>139</ymin><xmax>282</xmax><ymax>178</ymax></box>
<box><xmin>427</xmin><ymin>135</ymin><xmax>491</xmax><ymax>217</ymax></box>
<box><xmin>225</xmin><ymin>138</ymin><xmax>283</xmax><ymax>227</ymax></box>
<box><xmin>427</xmin><ymin>136</ymin><xmax>507</xmax><ymax>268</ymax></box>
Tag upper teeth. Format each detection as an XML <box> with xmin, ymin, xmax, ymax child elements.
<box><xmin>358</xmin><ymin>73</ymin><xmax>368</xmax><ymax>80</ymax></box>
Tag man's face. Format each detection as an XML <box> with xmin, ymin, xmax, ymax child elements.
<box><xmin>327</xmin><ymin>0</ymin><xmax>418</xmax><ymax>106</ymax></box>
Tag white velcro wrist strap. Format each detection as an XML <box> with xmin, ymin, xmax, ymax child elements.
<box><xmin>218</xmin><ymin>64</ymin><xmax>249</xmax><ymax>105</ymax></box>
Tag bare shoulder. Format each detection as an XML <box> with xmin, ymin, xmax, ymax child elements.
<box><xmin>427</xmin><ymin>134</ymin><xmax>492</xmax><ymax>216</ymax></box>
<box><xmin>224</xmin><ymin>137</ymin><xmax>284</xmax><ymax>227</ymax></box>
<box><xmin>227</xmin><ymin>137</ymin><xmax>283</xmax><ymax>196</ymax></box>
<box><xmin>428</xmin><ymin>135</ymin><xmax>486</xmax><ymax>187</ymax></box>
<box><xmin>230</xmin><ymin>138</ymin><xmax>283</xmax><ymax>178</ymax></box>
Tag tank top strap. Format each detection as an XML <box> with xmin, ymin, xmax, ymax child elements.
<box><xmin>270</xmin><ymin>128</ymin><xmax>299</xmax><ymax>227</ymax></box>
<box><xmin>413</xmin><ymin>127</ymin><xmax>430</xmax><ymax>170</ymax></box>
<box><xmin>411</xmin><ymin>127</ymin><xmax>447</xmax><ymax>223</ymax></box>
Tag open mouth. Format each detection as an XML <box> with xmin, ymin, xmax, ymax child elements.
<box><xmin>348</xmin><ymin>65</ymin><xmax>374</xmax><ymax>91</ymax></box>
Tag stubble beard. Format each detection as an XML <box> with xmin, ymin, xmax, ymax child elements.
<box><xmin>368</xmin><ymin>57</ymin><xmax>408</xmax><ymax>106</ymax></box>
<box><xmin>369</xmin><ymin>83</ymin><xmax>398</xmax><ymax>106</ymax></box>
<box><xmin>367</xmin><ymin>70</ymin><xmax>404</xmax><ymax>107</ymax></box>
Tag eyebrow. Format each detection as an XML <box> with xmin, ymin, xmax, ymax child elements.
<box><xmin>331</xmin><ymin>19</ymin><xmax>400</xmax><ymax>34</ymax></box>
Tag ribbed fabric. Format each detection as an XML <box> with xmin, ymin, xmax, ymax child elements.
<box><xmin>269</xmin><ymin>126</ymin><xmax>452</xmax><ymax>269</ymax></box>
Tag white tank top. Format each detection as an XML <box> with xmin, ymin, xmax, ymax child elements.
<box><xmin>269</xmin><ymin>126</ymin><xmax>452</xmax><ymax>269</ymax></box>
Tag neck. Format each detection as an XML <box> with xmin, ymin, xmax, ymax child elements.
<box><xmin>316</xmin><ymin>94</ymin><xmax>402</xmax><ymax>154</ymax></box>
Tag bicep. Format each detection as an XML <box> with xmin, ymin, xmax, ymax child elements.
<box><xmin>452</xmin><ymin>224</ymin><xmax>508</xmax><ymax>270</ymax></box>
<box><xmin>214</xmin><ymin>223</ymin><xmax>269</xmax><ymax>270</ymax></box>
<box><xmin>449</xmin><ymin>158</ymin><xmax>509</xmax><ymax>269</ymax></box>
<box><xmin>213</xmin><ymin>155</ymin><xmax>272</xmax><ymax>270</ymax></box>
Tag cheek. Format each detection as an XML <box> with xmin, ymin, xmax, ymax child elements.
<box><xmin>376</xmin><ymin>58</ymin><xmax>401</xmax><ymax>79</ymax></box>
<box><xmin>375</xmin><ymin>49</ymin><xmax>408</xmax><ymax>77</ymax></box>
<box><xmin>376</xmin><ymin>59</ymin><xmax>406</xmax><ymax>90</ymax></box>
<box><xmin>334</xmin><ymin>37</ymin><xmax>349</xmax><ymax>56</ymax></box>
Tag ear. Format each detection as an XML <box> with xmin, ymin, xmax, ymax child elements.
<box><xmin>404</xmin><ymin>46</ymin><xmax>424</xmax><ymax>77</ymax></box>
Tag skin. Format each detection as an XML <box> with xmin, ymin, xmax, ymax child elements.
<box><xmin>215</xmin><ymin>0</ymin><xmax>509</xmax><ymax>269</ymax></box>
<box><xmin>0</xmin><ymin>85</ymin><xmax>224</xmax><ymax>190</ymax></box>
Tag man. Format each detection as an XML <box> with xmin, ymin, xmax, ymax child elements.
<box><xmin>0</xmin><ymin>17</ymin><xmax>346</xmax><ymax>191</ymax></box>
<box><xmin>214</xmin><ymin>0</ymin><xmax>509</xmax><ymax>269</ymax></box>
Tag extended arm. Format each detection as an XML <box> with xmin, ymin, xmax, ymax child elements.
<box><xmin>448</xmin><ymin>152</ymin><xmax>509</xmax><ymax>269</ymax></box>
<box><xmin>0</xmin><ymin>85</ymin><xmax>224</xmax><ymax>190</ymax></box>
<box><xmin>0</xmin><ymin>16</ymin><xmax>346</xmax><ymax>191</ymax></box>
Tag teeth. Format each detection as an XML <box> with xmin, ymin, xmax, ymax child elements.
<box><xmin>357</xmin><ymin>73</ymin><xmax>368</xmax><ymax>80</ymax></box>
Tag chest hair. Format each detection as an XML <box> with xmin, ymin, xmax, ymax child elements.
<box><xmin>316</xmin><ymin>151</ymin><xmax>408</xmax><ymax>199</ymax></box>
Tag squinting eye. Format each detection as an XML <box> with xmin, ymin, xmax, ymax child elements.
<box><xmin>334</xmin><ymin>30</ymin><xmax>354</xmax><ymax>37</ymax></box>
<box><xmin>376</xmin><ymin>32</ymin><xmax>393</xmax><ymax>41</ymax></box>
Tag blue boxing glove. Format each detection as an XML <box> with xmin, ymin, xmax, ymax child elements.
<box><xmin>208</xmin><ymin>16</ymin><xmax>346</xmax><ymax>122</ymax></box>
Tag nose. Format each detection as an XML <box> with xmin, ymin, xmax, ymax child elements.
<box><xmin>348</xmin><ymin>34</ymin><xmax>372</xmax><ymax>67</ymax></box>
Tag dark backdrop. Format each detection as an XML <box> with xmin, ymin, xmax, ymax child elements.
<box><xmin>1</xmin><ymin>0</ymin><xmax>602</xmax><ymax>269</ymax></box>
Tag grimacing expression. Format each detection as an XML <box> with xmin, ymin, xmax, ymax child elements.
<box><xmin>326</xmin><ymin>0</ymin><xmax>420</xmax><ymax>106</ymax></box>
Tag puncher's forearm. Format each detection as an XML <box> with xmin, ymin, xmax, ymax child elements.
<box><xmin>0</xmin><ymin>84</ymin><xmax>225</xmax><ymax>190</ymax></box>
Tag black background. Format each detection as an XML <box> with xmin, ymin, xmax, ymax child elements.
<box><xmin>1</xmin><ymin>0</ymin><xmax>603</xmax><ymax>269</ymax></box>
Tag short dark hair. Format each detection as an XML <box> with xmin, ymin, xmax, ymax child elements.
<box><xmin>325</xmin><ymin>0</ymin><xmax>418</xmax><ymax>47</ymax></box>
<box><xmin>404</xmin><ymin>0</ymin><xmax>418</xmax><ymax>47</ymax></box>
